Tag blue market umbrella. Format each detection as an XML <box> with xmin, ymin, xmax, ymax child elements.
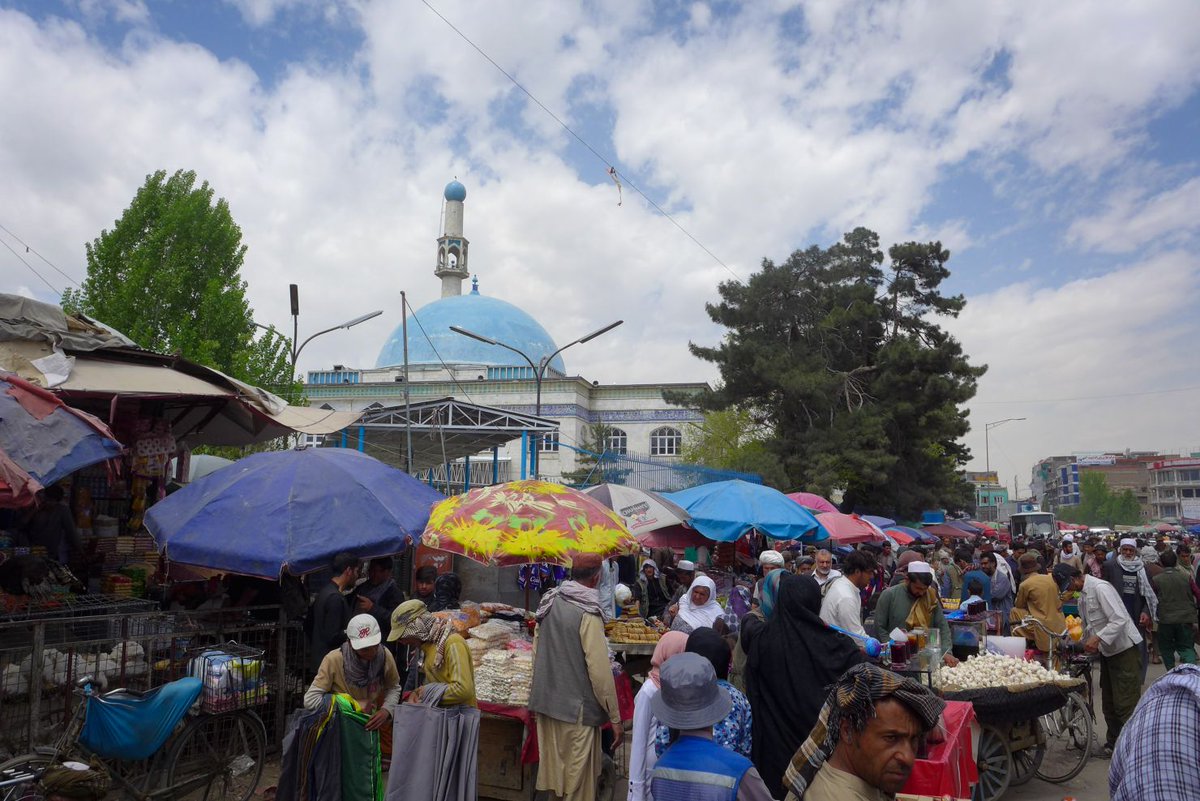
<box><xmin>862</xmin><ymin>514</ymin><xmax>896</xmax><ymax>529</ymax></box>
<box><xmin>663</xmin><ymin>480</ymin><xmax>827</xmax><ymax>543</ymax></box>
<box><xmin>146</xmin><ymin>448</ymin><xmax>445</xmax><ymax>578</ymax></box>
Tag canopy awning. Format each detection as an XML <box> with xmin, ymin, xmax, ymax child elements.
<box><xmin>0</xmin><ymin>337</ymin><xmax>360</xmax><ymax>446</ymax></box>
<box><xmin>344</xmin><ymin>397</ymin><xmax>558</xmax><ymax>473</ymax></box>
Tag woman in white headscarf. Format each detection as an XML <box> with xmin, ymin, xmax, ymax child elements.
<box><xmin>669</xmin><ymin>575</ymin><xmax>723</xmax><ymax>633</ymax></box>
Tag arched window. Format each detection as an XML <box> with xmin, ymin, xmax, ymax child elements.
<box><xmin>650</xmin><ymin>426</ymin><xmax>682</xmax><ymax>457</ymax></box>
<box><xmin>605</xmin><ymin>427</ymin><xmax>627</xmax><ymax>455</ymax></box>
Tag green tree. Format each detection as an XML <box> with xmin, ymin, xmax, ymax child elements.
<box><xmin>1058</xmin><ymin>472</ymin><xmax>1143</xmax><ymax>527</ymax></box>
<box><xmin>62</xmin><ymin>169</ymin><xmax>300</xmax><ymax>403</ymax></box>
<box><xmin>679</xmin><ymin>228</ymin><xmax>985</xmax><ymax>518</ymax></box>
<box><xmin>679</xmin><ymin>409</ymin><xmax>789</xmax><ymax>488</ymax></box>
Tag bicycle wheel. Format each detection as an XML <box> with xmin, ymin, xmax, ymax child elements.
<box><xmin>0</xmin><ymin>754</ymin><xmax>52</xmax><ymax>801</ymax></box>
<box><xmin>972</xmin><ymin>725</ymin><xmax>1011</xmax><ymax>801</ymax></box>
<box><xmin>165</xmin><ymin>711</ymin><xmax>266</xmax><ymax>801</ymax></box>
<box><xmin>1034</xmin><ymin>692</ymin><xmax>1093</xmax><ymax>783</ymax></box>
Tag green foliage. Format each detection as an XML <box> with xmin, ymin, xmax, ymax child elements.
<box><xmin>682</xmin><ymin>227</ymin><xmax>985</xmax><ymax>518</ymax></box>
<box><xmin>1057</xmin><ymin>472</ymin><xmax>1143</xmax><ymax>527</ymax></box>
<box><xmin>679</xmin><ymin>409</ymin><xmax>789</xmax><ymax>488</ymax></box>
<box><xmin>62</xmin><ymin>169</ymin><xmax>301</xmax><ymax>404</ymax></box>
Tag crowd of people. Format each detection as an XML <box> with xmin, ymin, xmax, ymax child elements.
<box><xmin>282</xmin><ymin>523</ymin><xmax>1200</xmax><ymax>801</ymax></box>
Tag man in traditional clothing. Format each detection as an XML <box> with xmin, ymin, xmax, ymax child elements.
<box><xmin>813</xmin><ymin>550</ymin><xmax>842</xmax><ymax>590</ymax></box>
<box><xmin>1011</xmin><ymin>553</ymin><xmax>1067</xmax><ymax>652</ymax></box>
<box><xmin>981</xmin><ymin>552</ymin><xmax>1013</xmax><ymax>635</ymax></box>
<box><xmin>305</xmin><ymin>614</ymin><xmax>401</xmax><ymax>759</ymax></box>
<box><xmin>1054</xmin><ymin>564</ymin><xmax>1143</xmax><ymax>758</ymax></box>
<box><xmin>783</xmin><ymin>663</ymin><xmax>946</xmax><ymax>801</ymax></box>
<box><xmin>871</xmin><ymin>562</ymin><xmax>958</xmax><ymax>666</ymax></box>
<box><xmin>633</xmin><ymin>559</ymin><xmax>672</xmax><ymax>620</ymax></box>
<box><xmin>1055</xmin><ymin>534</ymin><xmax>1084</xmax><ymax>572</ymax></box>
<box><xmin>529</xmin><ymin>554</ymin><xmax>623</xmax><ymax>801</ymax></box>
<box><xmin>753</xmin><ymin>550</ymin><xmax>784</xmax><ymax>601</ymax></box>
<box><xmin>1103</xmin><ymin>537</ymin><xmax>1158</xmax><ymax>682</ymax></box>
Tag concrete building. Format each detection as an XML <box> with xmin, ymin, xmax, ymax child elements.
<box><xmin>1031</xmin><ymin>452</ymin><xmax>1178</xmax><ymax>519</ymax></box>
<box><xmin>966</xmin><ymin>471</ymin><xmax>1010</xmax><ymax>522</ymax></box>
<box><xmin>1149</xmin><ymin>457</ymin><xmax>1200</xmax><ymax>521</ymax></box>
<box><xmin>303</xmin><ymin>180</ymin><xmax>707</xmax><ymax>488</ymax></box>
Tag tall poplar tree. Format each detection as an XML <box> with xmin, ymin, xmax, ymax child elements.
<box><xmin>62</xmin><ymin>169</ymin><xmax>299</xmax><ymax>402</ymax></box>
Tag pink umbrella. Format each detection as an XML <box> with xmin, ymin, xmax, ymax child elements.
<box><xmin>786</xmin><ymin>492</ymin><xmax>838</xmax><ymax>514</ymax></box>
<box><xmin>815</xmin><ymin>512</ymin><xmax>886</xmax><ymax>545</ymax></box>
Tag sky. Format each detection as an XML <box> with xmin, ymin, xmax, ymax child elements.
<box><xmin>1</xmin><ymin>0</ymin><xmax>1198</xmax><ymax>493</ymax></box>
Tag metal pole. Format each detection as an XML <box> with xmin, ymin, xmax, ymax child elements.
<box><xmin>985</xmin><ymin>427</ymin><xmax>990</xmax><ymax>475</ymax></box>
<box><xmin>29</xmin><ymin>621</ymin><xmax>45</xmax><ymax>746</ymax></box>
<box><xmin>275</xmin><ymin>606</ymin><xmax>288</xmax><ymax>745</ymax></box>
<box><xmin>531</xmin><ymin>364</ymin><xmax>544</xmax><ymax>479</ymax></box>
<box><xmin>402</xmin><ymin>291</ymin><xmax>413</xmax><ymax>473</ymax></box>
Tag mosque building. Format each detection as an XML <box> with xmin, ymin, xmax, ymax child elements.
<box><xmin>302</xmin><ymin>180</ymin><xmax>707</xmax><ymax>486</ymax></box>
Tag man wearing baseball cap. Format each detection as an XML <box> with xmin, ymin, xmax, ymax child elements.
<box><xmin>305</xmin><ymin>613</ymin><xmax>402</xmax><ymax>755</ymax></box>
<box><xmin>649</xmin><ymin>652</ymin><xmax>774</xmax><ymax>801</ymax></box>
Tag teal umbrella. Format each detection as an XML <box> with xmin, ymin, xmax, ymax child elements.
<box><xmin>664</xmin><ymin>480</ymin><xmax>827</xmax><ymax>542</ymax></box>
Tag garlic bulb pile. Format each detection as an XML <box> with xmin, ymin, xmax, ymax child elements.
<box><xmin>936</xmin><ymin>653</ymin><xmax>1068</xmax><ymax>689</ymax></box>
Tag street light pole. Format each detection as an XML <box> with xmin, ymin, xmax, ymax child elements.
<box><xmin>450</xmin><ymin>319</ymin><xmax>623</xmax><ymax>479</ymax></box>
<box><xmin>984</xmin><ymin>417</ymin><xmax>1026</xmax><ymax>475</ymax></box>
<box><xmin>286</xmin><ymin>283</ymin><xmax>383</xmax><ymax>380</ymax></box>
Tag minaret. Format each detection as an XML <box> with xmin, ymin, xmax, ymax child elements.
<box><xmin>435</xmin><ymin>180</ymin><xmax>470</xmax><ymax>297</ymax></box>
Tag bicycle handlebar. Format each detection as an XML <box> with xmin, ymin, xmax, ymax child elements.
<box><xmin>1017</xmin><ymin>616</ymin><xmax>1069</xmax><ymax>639</ymax></box>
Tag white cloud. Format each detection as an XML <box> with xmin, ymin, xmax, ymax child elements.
<box><xmin>0</xmin><ymin>1</ymin><xmax>1197</xmax><ymax>485</ymax></box>
<box><xmin>947</xmin><ymin>251</ymin><xmax>1200</xmax><ymax>488</ymax></box>
<box><xmin>70</xmin><ymin>0</ymin><xmax>150</xmax><ymax>26</ymax></box>
<box><xmin>1067</xmin><ymin>177</ymin><xmax>1200</xmax><ymax>253</ymax></box>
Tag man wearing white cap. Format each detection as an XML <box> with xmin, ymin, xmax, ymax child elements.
<box><xmin>305</xmin><ymin>613</ymin><xmax>402</xmax><ymax>757</ymax></box>
<box><xmin>753</xmin><ymin>550</ymin><xmax>785</xmax><ymax>602</ymax></box>
<box><xmin>1054</xmin><ymin>534</ymin><xmax>1084</xmax><ymax>573</ymax></box>
<box><xmin>1103</xmin><ymin>537</ymin><xmax>1158</xmax><ymax>682</ymax></box>
<box><xmin>871</xmin><ymin>562</ymin><xmax>958</xmax><ymax>667</ymax></box>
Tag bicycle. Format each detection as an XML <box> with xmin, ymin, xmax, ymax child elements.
<box><xmin>1013</xmin><ymin>616</ymin><xmax>1095</xmax><ymax>785</ymax></box>
<box><xmin>0</xmin><ymin>645</ymin><xmax>266</xmax><ymax>801</ymax></box>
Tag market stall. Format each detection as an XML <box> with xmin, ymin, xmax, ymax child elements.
<box><xmin>420</xmin><ymin>479</ymin><xmax>642</xmax><ymax>799</ymax></box>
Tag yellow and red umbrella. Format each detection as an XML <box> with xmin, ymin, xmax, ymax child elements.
<box><xmin>421</xmin><ymin>479</ymin><xmax>640</xmax><ymax>567</ymax></box>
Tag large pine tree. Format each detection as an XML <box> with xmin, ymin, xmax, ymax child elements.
<box><xmin>681</xmin><ymin>228</ymin><xmax>985</xmax><ymax>518</ymax></box>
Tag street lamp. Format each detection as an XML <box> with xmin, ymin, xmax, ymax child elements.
<box><xmin>984</xmin><ymin>417</ymin><xmax>1026</xmax><ymax>475</ymax></box>
<box><xmin>450</xmin><ymin>319</ymin><xmax>624</xmax><ymax>478</ymax></box>
<box><xmin>287</xmin><ymin>283</ymin><xmax>382</xmax><ymax>377</ymax></box>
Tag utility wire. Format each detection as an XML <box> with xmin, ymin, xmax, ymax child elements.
<box><xmin>404</xmin><ymin>295</ymin><xmax>478</xmax><ymax>405</ymax></box>
<box><xmin>0</xmin><ymin>223</ymin><xmax>81</xmax><ymax>287</ymax></box>
<box><xmin>0</xmin><ymin>237</ymin><xmax>59</xmax><ymax>295</ymax></box>
<box><xmin>418</xmin><ymin>0</ymin><xmax>743</xmax><ymax>285</ymax></box>
<box><xmin>975</xmin><ymin>385</ymin><xmax>1199</xmax><ymax>406</ymax></box>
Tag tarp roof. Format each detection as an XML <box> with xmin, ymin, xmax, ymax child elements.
<box><xmin>345</xmin><ymin>397</ymin><xmax>558</xmax><ymax>472</ymax></box>
<box><xmin>0</xmin><ymin>295</ymin><xmax>360</xmax><ymax>446</ymax></box>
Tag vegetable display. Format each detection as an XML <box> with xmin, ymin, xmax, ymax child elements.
<box><xmin>935</xmin><ymin>652</ymin><xmax>1069</xmax><ymax>690</ymax></box>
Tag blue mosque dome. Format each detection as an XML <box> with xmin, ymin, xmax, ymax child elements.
<box><xmin>444</xmin><ymin>180</ymin><xmax>467</xmax><ymax>202</ymax></box>
<box><xmin>376</xmin><ymin>283</ymin><xmax>565</xmax><ymax>374</ymax></box>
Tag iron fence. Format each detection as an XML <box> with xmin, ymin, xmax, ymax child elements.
<box><xmin>0</xmin><ymin>604</ymin><xmax>305</xmax><ymax>760</ymax></box>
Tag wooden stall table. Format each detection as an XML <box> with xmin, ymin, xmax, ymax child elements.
<box><xmin>477</xmin><ymin>673</ymin><xmax>635</xmax><ymax>801</ymax></box>
<box><xmin>901</xmin><ymin>700</ymin><xmax>977</xmax><ymax>800</ymax></box>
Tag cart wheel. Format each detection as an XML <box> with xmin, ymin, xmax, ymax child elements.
<box><xmin>1035</xmin><ymin>692</ymin><xmax>1093</xmax><ymax>784</ymax></box>
<box><xmin>1010</xmin><ymin>744</ymin><xmax>1044</xmax><ymax>786</ymax></box>
<box><xmin>166</xmin><ymin>710</ymin><xmax>266</xmax><ymax>801</ymax></box>
<box><xmin>972</xmin><ymin>725</ymin><xmax>1012</xmax><ymax>801</ymax></box>
<box><xmin>0</xmin><ymin>753</ymin><xmax>54</xmax><ymax>801</ymax></box>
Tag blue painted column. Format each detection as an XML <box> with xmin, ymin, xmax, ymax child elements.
<box><xmin>357</xmin><ymin>426</ymin><xmax>365</xmax><ymax>452</ymax></box>
<box><xmin>464</xmin><ymin>455</ymin><xmax>471</xmax><ymax>492</ymax></box>
<box><xmin>340</xmin><ymin>430</ymin><xmax>347</xmax><ymax>448</ymax></box>
<box><xmin>492</xmin><ymin>446</ymin><xmax>499</xmax><ymax>484</ymax></box>
<box><xmin>520</xmin><ymin>432</ymin><xmax>528</xmax><ymax>480</ymax></box>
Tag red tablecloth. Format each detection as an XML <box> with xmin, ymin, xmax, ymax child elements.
<box><xmin>478</xmin><ymin>671</ymin><xmax>635</xmax><ymax>766</ymax></box>
<box><xmin>902</xmin><ymin>700</ymin><xmax>977</xmax><ymax>799</ymax></box>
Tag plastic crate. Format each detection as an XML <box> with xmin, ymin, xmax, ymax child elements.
<box><xmin>185</xmin><ymin>642</ymin><xmax>268</xmax><ymax>713</ymax></box>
